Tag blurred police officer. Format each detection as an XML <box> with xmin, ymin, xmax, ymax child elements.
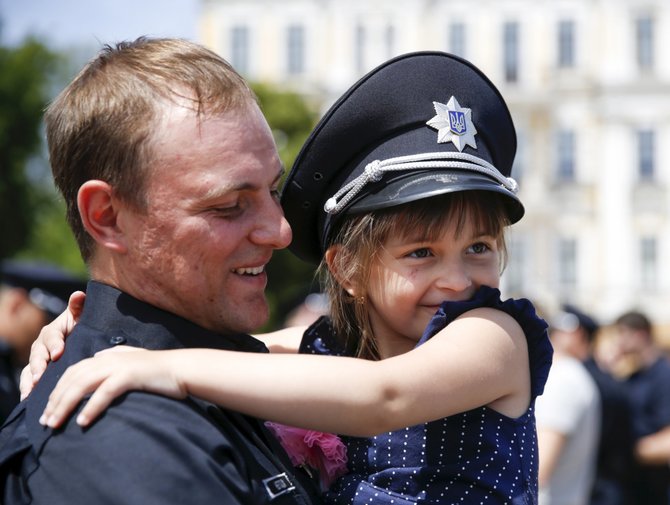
<box><xmin>552</xmin><ymin>305</ymin><xmax>635</xmax><ymax>505</ymax></box>
<box><xmin>613</xmin><ymin>310</ymin><xmax>670</xmax><ymax>505</ymax></box>
<box><xmin>536</xmin><ymin>307</ymin><xmax>600</xmax><ymax>505</ymax></box>
<box><xmin>0</xmin><ymin>261</ymin><xmax>85</xmax><ymax>422</ymax></box>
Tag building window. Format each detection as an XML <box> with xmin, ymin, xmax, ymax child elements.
<box><xmin>558</xmin><ymin>238</ymin><xmax>577</xmax><ymax>289</ymax></box>
<box><xmin>230</xmin><ymin>25</ymin><xmax>249</xmax><ymax>75</ymax></box>
<box><xmin>636</xmin><ymin>15</ymin><xmax>654</xmax><ymax>70</ymax></box>
<box><xmin>503</xmin><ymin>21</ymin><xmax>519</xmax><ymax>83</ymax></box>
<box><xmin>556</xmin><ymin>129</ymin><xmax>575</xmax><ymax>182</ymax></box>
<box><xmin>637</xmin><ymin>129</ymin><xmax>655</xmax><ymax>181</ymax></box>
<box><xmin>287</xmin><ymin>25</ymin><xmax>305</xmax><ymax>75</ymax></box>
<box><xmin>385</xmin><ymin>24</ymin><xmax>395</xmax><ymax>59</ymax></box>
<box><xmin>504</xmin><ymin>234</ymin><xmax>526</xmax><ymax>294</ymax></box>
<box><xmin>355</xmin><ymin>23</ymin><xmax>366</xmax><ymax>74</ymax></box>
<box><xmin>640</xmin><ymin>236</ymin><xmax>657</xmax><ymax>290</ymax></box>
<box><xmin>449</xmin><ymin>22</ymin><xmax>466</xmax><ymax>57</ymax></box>
<box><xmin>558</xmin><ymin>19</ymin><xmax>575</xmax><ymax>68</ymax></box>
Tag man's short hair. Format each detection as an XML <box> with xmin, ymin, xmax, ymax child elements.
<box><xmin>615</xmin><ymin>310</ymin><xmax>652</xmax><ymax>335</ymax></box>
<box><xmin>46</xmin><ymin>37</ymin><xmax>256</xmax><ymax>261</ymax></box>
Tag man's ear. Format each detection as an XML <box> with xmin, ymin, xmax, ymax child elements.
<box><xmin>77</xmin><ymin>180</ymin><xmax>128</xmax><ymax>253</ymax></box>
<box><xmin>324</xmin><ymin>245</ymin><xmax>358</xmax><ymax>297</ymax></box>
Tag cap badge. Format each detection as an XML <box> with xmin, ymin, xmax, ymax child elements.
<box><xmin>426</xmin><ymin>96</ymin><xmax>477</xmax><ymax>152</ymax></box>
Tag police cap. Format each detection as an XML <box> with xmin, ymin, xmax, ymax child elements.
<box><xmin>553</xmin><ymin>304</ymin><xmax>600</xmax><ymax>340</ymax></box>
<box><xmin>0</xmin><ymin>261</ymin><xmax>87</xmax><ymax>320</ymax></box>
<box><xmin>281</xmin><ymin>51</ymin><xmax>523</xmax><ymax>264</ymax></box>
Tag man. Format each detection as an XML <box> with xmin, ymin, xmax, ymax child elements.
<box><xmin>551</xmin><ymin>305</ymin><xmax>634</xmax><ymax>505</ymax></box>
<box><xmin>613</xmin><ymin>310</ymin><xmax>670</xmax><ymax>505</ymax></box>
<box><xmin>0</xmin><ymin>37</ymin><xmax>319</xmax><ymax>504</ymax></box>
<box><xmin>0</xmin><ymin>261</ymin><xmax>86</xmax><ymax>422</ymax></box>
<box><xmin>535</xmin><ymin>307</ymin><xmax>601</xmax><ymax>505</ymax></box>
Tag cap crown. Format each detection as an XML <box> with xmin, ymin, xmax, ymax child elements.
<box><xmin>282</xmin><ymin>51</ymin><xmax>520</xmax><ymax>264</ymax></box>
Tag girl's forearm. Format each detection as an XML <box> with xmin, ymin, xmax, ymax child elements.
<box><xmin>168</xmin><ymin>349</ymin><xmax>409</xmax><ymax>436</ymax></box>
<box><xmin>167</xmin><ymin>309</ymin><xmax>526</xmax><ymax>435</ymax></box>
<box><xmin>42</xmin><ymin>308</ymin><xmax>526</xmax><ymax>433</ymax></box>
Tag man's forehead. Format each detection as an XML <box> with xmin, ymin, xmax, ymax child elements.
<box><xmin>152</xmin><ymin>96</ymin><xmax>259</xmax><ymax>136</ymax></box>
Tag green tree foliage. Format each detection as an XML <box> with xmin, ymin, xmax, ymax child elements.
<box><xmin>19</xmin><ymin>197</ymin><xmax>87</xmax><ymax>275</ymax></box>
<box><xmin>251</xmin><ymin>83</ymin><xmax>323</xmax><ymax>330</ymax></box>
<box><xmin>252</xmin><ymin>82</ymin><xmax>318</xmax><ymax>169</ymax></box>
<box><xmin>0</xmin><ymin>38</ymin><xmax>60</xmax><ymax>261</ymax></box>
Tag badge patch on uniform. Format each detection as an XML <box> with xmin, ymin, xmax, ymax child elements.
<box><xmin>263</xmin><ymin>472</ymin><xmax>296</xmax><ymax>500</ymax></box>
<box><xmin>426</xmin><ymin>96</ymin><xmax>478</xmax><ymax>152</ymax></box>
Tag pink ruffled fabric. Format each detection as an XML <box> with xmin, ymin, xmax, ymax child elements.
<box><xmin>265</xmin><ymin>422</ymin><xmax>348</xmax><ymax>490</ymax></box>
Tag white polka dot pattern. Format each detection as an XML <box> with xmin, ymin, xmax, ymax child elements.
<box><xmin>298</xmin><ymin>288</ymin><xmax>551</xmax><ymax>505</ymax></box>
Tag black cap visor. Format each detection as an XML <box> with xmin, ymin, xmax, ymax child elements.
<box><xmin>348</xmin><ymin>169</ymin><xmax>524</xmax><ymax>221</ymax></box>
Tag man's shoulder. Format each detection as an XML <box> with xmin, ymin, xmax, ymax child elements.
<box><xmin>1</xmin><ymin>348</ymin><xmax>319</xmax><ymax>505</ymax></box>
<box><xmin>631</xmin><ymin>356</ymin><xmax>670</xmax><ymax>391</ymax></box>
<box><xmin>0</xmin><ymin>391</ymin><xmax>278</xmax><ymax>504</ymax></box>
<box><xmin>548</xmin><ymin>356</ymin><xmax>596</xmax><ymax>388</ymax></box>
<box><xmin>650</xmin><ymin>356</ymin><xmax>670</xmax><ymax>376</ymax></box>
<box><xmin>539</xmin><ymin>357</ymin><xmax>599</xmax><ymax>414</ymax></box>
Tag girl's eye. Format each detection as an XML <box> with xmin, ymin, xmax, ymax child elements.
<box><xmin>408</xmin><ymin>248</ymin><xmax>432</xmax><ymax>259</ymax></box>
<box><xmin>468</xmin><ymin>242</ymin><xmax>491</xmax><ymax>254</ymax></box>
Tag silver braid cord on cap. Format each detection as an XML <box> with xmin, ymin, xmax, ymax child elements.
<box><xmin>323</xmin><ymin>152</ymin><xmax>519</xmax><ymax>215</ymax></box>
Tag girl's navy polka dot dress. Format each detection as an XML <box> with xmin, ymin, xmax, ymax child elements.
<box><xmin>300</xmin><ymin>286</ymin><xmax>552</xmax><ymax>504</ymax></box>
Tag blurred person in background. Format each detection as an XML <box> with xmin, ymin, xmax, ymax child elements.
<box><xmin>535</xmin><ymin>306</ymin><xmax>601</xmax><ymax>505</ymax></box>
<box><xmin>283</xmin><ymin>292</ymin><xmax>329</xmax><ymax>328</ymax></box>
<box><xmin>0</xmin><ymin>260</ymin><xmax>85</xmax><ymax>422</ymax></box>
<box><xmin>552</xmin><ymin>305</ymin><xmax>634</xmax><ymax>505</ymax></box>
<box><xmin>612</xmin><ymin>310</ymin><xmax>670</xmax><ymax>505</ymax></box>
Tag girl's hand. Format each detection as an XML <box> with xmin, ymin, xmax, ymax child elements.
<box><xmin>39</xmin><ymin>347</ymin><xmax>187</xmax><ymax>429</ymax></box>
<box><xmin>20</xmin><ymin>291</ymin><xmax>86</xmax><ymax>400</ymax></box>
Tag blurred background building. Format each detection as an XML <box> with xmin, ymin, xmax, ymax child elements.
<box><xmin>198</xmin><ymin>0</ymin><xmax>670</xmax><ymax>340</ymax></box>
<box><xmin>1</xmin><ymin>0</ymin><xmax>669</xmax><ymax>338</ymax></box>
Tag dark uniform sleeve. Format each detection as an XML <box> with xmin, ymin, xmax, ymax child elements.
<box><xmin>4</xmin><ymin>392</ymin><xmax>315</xmax><ymax>505</ymax></box>
<box><xmin>0</xmin><ymin>343</ymin><xmax>20</xmax><ymax>423</ymax></box>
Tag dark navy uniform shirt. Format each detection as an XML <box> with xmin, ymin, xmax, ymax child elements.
<box><xmin>0</xmin><ymin>281</ymin><xmax>320</xmax><ymax>505</ymax></box>
<box><xmin>583</xmin><ymin>357</ymin><xmax>635</xmax><ymax>505</ymax></box>
<box><xmin>624</xmin><ymin>356</ymin><xmax>670</xmax><ymax>505</ymax></box>
<box><xmin>0</xmin><ymin>341</ymin><xmax>19</xmax><ymax>424</ymax></box>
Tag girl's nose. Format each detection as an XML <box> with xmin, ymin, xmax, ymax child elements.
<box><xmin>434</xmin><ymin>260</ymin><xmax>472</xmax><ymax>292</ymax></box>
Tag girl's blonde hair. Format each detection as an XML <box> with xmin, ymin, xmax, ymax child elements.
<box><xmin>319</xmin><ymin>191</ymin><xmax>511</xmax><ymax>360</ymax></box>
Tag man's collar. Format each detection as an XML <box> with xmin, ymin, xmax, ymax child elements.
<box><xmin>80</xmin><ymin>281</ymin><xmax>269</xmax><ymax>354</ymax></box>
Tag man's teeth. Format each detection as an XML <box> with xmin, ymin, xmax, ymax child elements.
<box><xmin>234</xmin><ymin>266</ymin><xmax>264</xmax><ymax>275</ymax></box>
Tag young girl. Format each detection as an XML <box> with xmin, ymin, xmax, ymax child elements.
<box><xmin>35</xmin><ymin>52</ymin><xmax>552</xmax><ymax>504</ymax></box>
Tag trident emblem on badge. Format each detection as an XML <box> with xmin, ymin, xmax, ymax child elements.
<box><xmin>448</xmin><ymin>111</ymin><xmax>466</xmax><ymax>135</ymax></box>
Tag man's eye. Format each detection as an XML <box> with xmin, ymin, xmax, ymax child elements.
<box><xmin>213</xmin><ymin>203</ymin><xmax>241</xmax><ymax>216</ymax></box>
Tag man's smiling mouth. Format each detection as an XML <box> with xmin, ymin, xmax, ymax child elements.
<box><xmin>233</xmin><ymin>266</ymin><xmax>265</xmax><ymax>275</ymax></box>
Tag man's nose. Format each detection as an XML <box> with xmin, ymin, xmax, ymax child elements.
<box><xmin>250</xmin><ymin>198</ymin><xmax>292</xmax><ymax>249</ymax></box>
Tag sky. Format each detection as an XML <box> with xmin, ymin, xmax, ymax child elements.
<box><xmin>0</xmin><ymin>0</ymin><xmax>200</xmax><ymax>51</ymax></box>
